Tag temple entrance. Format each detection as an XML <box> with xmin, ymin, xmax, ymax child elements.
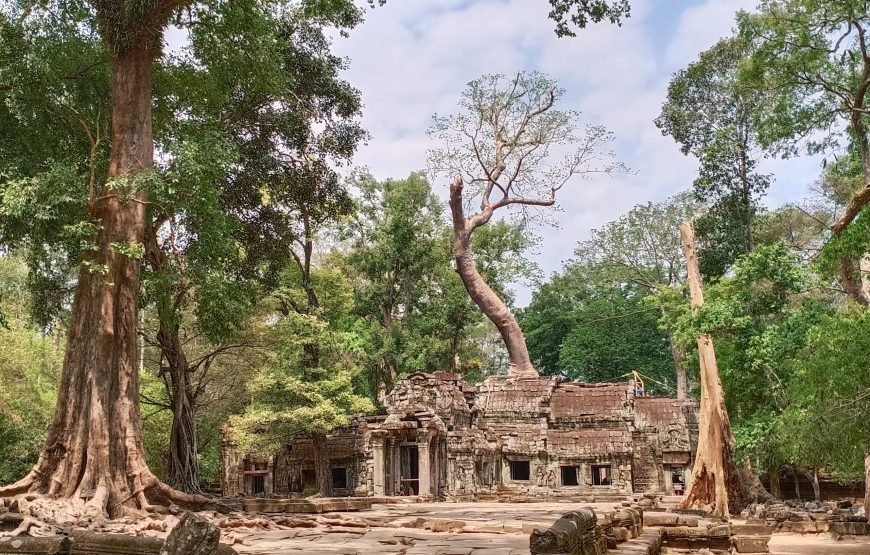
<box><xmin>399</xmin><ymin>444</ymin><xmax>420</xmax><ymax>495</ymax></box>
<box><xmin>371</xmin><ymin>412</ymin><xmax>446</xmax><ymax>498</ymax></box>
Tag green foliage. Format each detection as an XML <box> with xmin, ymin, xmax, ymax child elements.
<box><xmin>233</xmin><ymin>300</ymin><xmax>374</xmax><ymax>453</ymax></box>
<box><xmin>657</xmin><ymin>34</ymin><xmax>770</xmax><ymax>279</ymax></box>
<box><xmin>557</xmin><ymin>286</ymin><xmax>673</xmax><ymax>389</ymax></box>
<box><xmin>778</xmin><ymin>309</ymin><xmax>870</xmax><ymax>479</ymax></box>
<box><xmin>0</xmin><ymin>256</ymin><xmax>60</xmax><ymax>484</ymax></box>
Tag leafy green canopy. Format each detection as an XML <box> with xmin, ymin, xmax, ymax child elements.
<box><xmin>657</xmin><ymin>34</ymin><xmax>770</xmax><ymax>279</ymax></box>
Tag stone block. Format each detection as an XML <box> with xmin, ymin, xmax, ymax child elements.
<box><xmin>675</xmin><ymin>516</ymin><xmax>699</xmax><ymax>527</ymax></box>
<box><xmin>829</xmin><ymin>521</ymin><xmax>869</xmax><ymax>535</ymax></box>
<box><xmin>731</xmin><ymin>535</ymin><xmax>770</xmax><ymax>553</ymax></box>
<box><xmin>0</xmin><ymin>536</ymin><xmax>69</xmax><ymax>554</ymax></box>
<box><xmin>730</xmin><ymin>524</ymin><xmax>773</xmax><ymax>536</ymax></box>
<box><xmin>643</xmin><ymin>513</ymin><xmax>679</xmax><ymax>527</ymax></box>
<box><xmin>779</xmin><ymin>521</ymin><xmax>818</xmax><ymax>534</ymax></box>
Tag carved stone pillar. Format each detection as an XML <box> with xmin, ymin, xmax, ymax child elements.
<box><xmin>372</xmin><ymin>432</ymin><xmax>386</xmax><ymax>496</ymax></box>
<box><xmin>417</xmin><ymin>431</ymin><xmax>431</xmax><ymax>496</ymax></box>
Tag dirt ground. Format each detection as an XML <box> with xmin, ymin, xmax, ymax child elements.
<box><xmin>230</xmin><ymin>501</ymin><xmax>870</xmax><ymax>555</ymax></box>
<box><xmin>768</xmin><ymin>533</ymin><xmax>870</xmax><ymax>555</ymax></box>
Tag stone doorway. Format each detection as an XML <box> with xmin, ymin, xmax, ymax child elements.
<box><xmin>371</xmin><ymin>415</ymin><xmax>445</xmax><ymax>498</ymax></box>
<box><xmin>399</xmin><ymin>444</ymin><xmax>420</xmax><ymax>495</ymax></box>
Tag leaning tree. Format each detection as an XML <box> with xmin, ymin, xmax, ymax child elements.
<box><xmin>428</xmin><ymin>71</ymin><xmax>626</xmax><ymax>377</ymax></box>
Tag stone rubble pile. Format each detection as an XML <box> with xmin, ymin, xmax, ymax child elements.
<box><xmin>742</xmin><ymin>499</ymin><xmax>869</xmax><ymax>536</ymax></box>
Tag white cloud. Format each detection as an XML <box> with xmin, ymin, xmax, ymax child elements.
<box><xmin>331</xmin><ymin>0</ymin><xmax>822</xmax><ymax>306</ymax></box>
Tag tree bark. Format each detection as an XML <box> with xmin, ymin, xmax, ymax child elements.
<box><xmin>769</xmin><ymin>468</ymin><xmax>781</xmax><ymax>499</ymax></box>
<box><xmin>0</xmin><ymin>43</ymin><xmax>217</xmax><ymax>518</ymax></box>
<box><xmin>312</xmin><ymin>432</ymin><xmax>332</xmax><ymax>497</ymax></box>
<box><xmin>669</xmin><ymin>333</ymin><xmax>687</xmax><ymax>400</ymax></box>
<box><xmin>793</xmin><ymin>469</ymin><xmax>801</xmax><ymax>500</ymax></box>
<box><xmin>159</xmin><ymin>323</ymin><xmax>202</xmax><ymax>495</ymax></box>
<box><xmin>809</xmin><ymin>468</ymin><xmax>820</xmax><ymax>502</ymax></box>
<box><xmin>864</xmin><ymin>453</ymin><xmax>870</xmax><ymax>518</ymax></box>
<box><xmin>448</xmin><ymin>177</ymin><xmax>537</xmax><ymax>377</ymax></box>
<box><xmin>679</xmin><ymin>221</ymin><xmax>744</xmax><ymax>517</ymax></box>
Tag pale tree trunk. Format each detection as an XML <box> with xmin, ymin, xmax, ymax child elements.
<box><xmin>679</xmin><ymin>221</ymin><xmax>744</xmax><ymax>517</ymax></box>
<box><xmin>669</xmin><ymin>333</ymin><xmax>687</xmax><ymax>400</ymax></box>
<box><xmin>769</xmin><ymin>468</ymin><xmax>781</xmax><ymax>499</ymax></box>
<box><xmin>448</xmin><ymin>178</ymin><xmax>537</xmax><ymax>378</ymax></box>
<box><xmin>0</xmin><ymin>44</ymin><xmax>216</xmax><ymax>518</ymax></box>
<box><xmin>864</xmin><ymin>453</ymin><xmax>870</xmax><ymax>518</ymax></box>
<box><xmin>808</xmin><ymin>468</ymin><xmax>820</xmax><ymax>502</ymax></box>
<box><xmin>793</xmin><ymin>470</ymin><xmax>801</xmax><ymax>500</ymax></box>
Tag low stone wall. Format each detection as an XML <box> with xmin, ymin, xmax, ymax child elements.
<box><xmin>647</xmin><ymin>512</ymin><xmax>773</xmax><ymax>553</ymax></box>
<box><xmin>744</xmin><ymin>500</ymin><xmax>869</xmax><ymax>536</ymax></box>
<box><xmin>241</xmin><ymin>497</ymin><xmax>373</xmax><ymax>514</ymax></box>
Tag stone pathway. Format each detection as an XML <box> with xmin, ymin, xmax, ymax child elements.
<box><xmin>768</xmin><ymin>533</ymin><xmax>870</xmax><ymax>555</ymax></box>
<box><xmin>233</xmin><ymin>501</ymin><xmax>620</xmax><ymax>554</ymax></box>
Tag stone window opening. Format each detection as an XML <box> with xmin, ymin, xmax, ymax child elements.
<box><xmin>560</xmin><ymin>465</ymin><xmax>579</xmax><ymax>486</ymax></box>
<box><xmin>509</xmin><ymin>459</ymin><xmax>530</xmax><ymax>481</ymax></box>
<box><xmin>591</xmin><ymin>464</ymin><xmax>612</xmax><ymax>486</ymax></box>
<box><xmin>332</xmin><ymin>467</ymin><xmax>347</xmax><ymax>489</ymax></box>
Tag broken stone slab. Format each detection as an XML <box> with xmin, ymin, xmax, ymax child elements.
<box><xmin>161</xmin><ymin>511</ymin><xmax>220</xmax><ymax>555</ymax></box>
<box><xmin>0</xmin><ymin>536</ymin><xmax>69</xmax><ymax>554</ymax></box>
<box><xmin>829</xmin><ymin>521</ymin><xmax>870</xmax><ymax>535</ymax></box>
<box><xmin>730</xmin><ymin>534</ymin><xmax>770</xmax><ymax>553</ymax></box>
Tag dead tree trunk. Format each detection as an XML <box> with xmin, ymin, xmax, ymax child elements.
<box><xmin>0</xmin><ymin>44</ymin><xmax>217</xmax><ymax>518</ymax></box>
<box><xmin>668</xmin><ymin>333</ymin><xmax>687</xmax><ymax>399</ymax></box>
<box><xmin>679</xmin><ymin>221</ymin><xmax>744</xmax><ymax>517</ymax></box>
<box><xmin>448</xmin><ymin>177</ymin><xmax>537</xmax><ymax>378</ymax></box>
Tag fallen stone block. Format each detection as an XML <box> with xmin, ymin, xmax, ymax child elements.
<box><xmin>643</xmin><ymin>513</ymin><xmax>679</xmax><ymax>527</ymax></box>
<box><xmin>731</xmin><ymin>534</ymin><xmax>770</xmax><ymax>553</ymax></box>
<box><xmin>675</xmin><ymin>516</ymin><xmax>699</xmax><ymax>527</ymax></box>
<box><xmin>731</xmin><ymin>523</ymin><xmax>773</xmax><ymax>536</ymax></box>
<box><xmin>829</xmin><ymin>521</ymin><xmax>869</xmax><ymax>535</ymax></box>
<box><xmin>0</xmin><ymin>536</ymin><xmax>69</xmax><ymax>554</ymax></box>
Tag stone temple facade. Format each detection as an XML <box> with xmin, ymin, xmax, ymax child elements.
<box><xmin>220</xmin><ymin>372</ymin><xmax>699</xmax><ymax>500</ymax></box>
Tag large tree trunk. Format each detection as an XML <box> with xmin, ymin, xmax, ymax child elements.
<box><xmin>769</xmin><ymin>468</ymin><xmax>781</xmax><ymax>499</ymax></box>
<box><xmin>312</xmin><ymin>433</ymin><xmax>332</xmax><ymax>497</ymax></box>
<box><xmin>158</xmin><ymin>324</ymin><xmax>202</xmax><ymax>495</ymax></box>
<box><xmin>0</xmin><ymin>44</ymin><xmax>215</xmax><ymax>518</ymax></box>
<box><xmin>808</xmin><ymin>468</ymin><xmax>820</xmax><ymax>502</ymax></box>
<box><xmin>448</xmin><ymin>178</ymin><xmax>537</xmax><ymax>377</ymax></box>
<box><xmin>792</xmin><ymin>470</ymin><xmax>801</xmax><ymax>500</ymax></box>
<box><xmin>679</xmin><ymin>221</ymin><xmax>744</xmax><ymax>517</ymax></box>
<box><xmin>864</xmin><ymin>453</ymin><xmax>870</xmax><ymax>518</ymax></box>
<box><xmin>668</xmin><ymin>333</ymin><xmax>687</xmax><ymax>399</ymax></box>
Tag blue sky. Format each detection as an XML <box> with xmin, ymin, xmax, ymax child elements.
<box><xmin>330</xmin><ymin>0</ymin><xmax>825</xmax><ymax>305</ymax></box>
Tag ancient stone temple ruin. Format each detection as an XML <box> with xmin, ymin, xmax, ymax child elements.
<box><xmin>220</xmin><ymin>372</ymin><xmax>698</xmax><ymax>500</ymax></box>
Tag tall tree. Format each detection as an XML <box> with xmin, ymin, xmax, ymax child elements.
<box><xmin>429</xmin><ymin>71</ymin><xmax>625</xmax><ymax>377</ymax></box>
<box><xmin>141</xmin><ymin>4</ymin><xmax>364</xmax><ymax>494</ymax></box>
<box><xmin>657</xmin><ymin>35</ymin><xmax>770</xmax><ymax>279</ymax></box>
<box><xmin>742</xmin><ymin>0</ymin><xmax>870</xmax><ymax>304</ymax></box>
<box><xmin>0</xmin><ymin>0</ymin><xmax>363</xmax><ymax>517</ymax></box>
<box><xmin>679</xmin><ymin>221</ymin><xmax>744</xmax><ymax>517</ymax></box>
